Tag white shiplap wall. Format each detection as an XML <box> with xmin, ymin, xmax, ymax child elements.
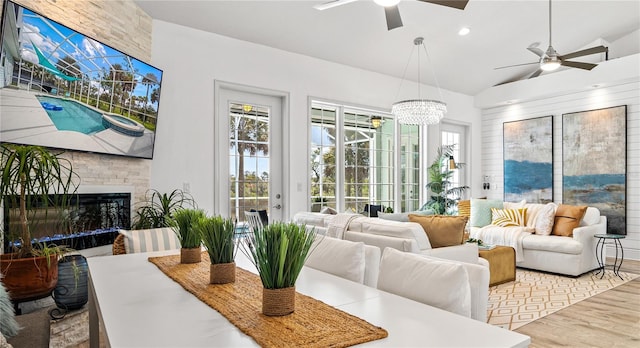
<box><xmin>481</xmin><ymin>79</ymin><xmax>640</xmax><ymax>260</ymax></box>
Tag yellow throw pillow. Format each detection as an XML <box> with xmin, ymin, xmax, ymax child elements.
<box><xmin>552</xmin><ymin>204</ymin><xmax>587</xmax><ymax>237</ymax></box>
<box><xmin>457</xmin><ymin>200</ymin><xmax>471</xmax><ymax>217</ymax></box>
<box><xmin>491</xmin><ymin>208</ymin><xmax>527</xmax><ymax>227</ymax></box>
<box><xmin>408</xmin><ymin>215</ymin><xmax>468</xmax><ymax>248</ymax></box>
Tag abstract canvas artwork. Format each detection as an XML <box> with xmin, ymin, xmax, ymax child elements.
<box><xmin>503</xmin><ymin>116</ymin><xmax>553</xmax><ymax>203</ymax></box>
<box><xmin>562</xmin><ymin>105</ymin><xmax>627</xmax><ymax>234</ymax></box>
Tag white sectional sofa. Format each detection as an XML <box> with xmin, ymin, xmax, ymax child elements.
<box><xmin>293</xmin><ymin>211</ymin><xmax>484</xmax><ymax>265</ymax></box>
<box><xmin>468</xmin><ymin>201</ymin><xmax>606</xmax><ymax>276</ymax></box>
<box><xmin>294</xmin><ymin>211</ymin><xmax>489</xmax><ymax>322</ymax></box>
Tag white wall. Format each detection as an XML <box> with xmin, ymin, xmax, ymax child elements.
<box><xmin>477</xmin><ymin>55</ymin><xmax>640</xmax><ymax>260</ymax></box>
<box><xmin>149</xmin><ymin>20</ymin><xmax>481</xmax><ymax>218</ymax></box>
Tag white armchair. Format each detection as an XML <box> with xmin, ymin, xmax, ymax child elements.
<box><xmin>377</xmin><ymin>247</ymin><xmax>489</xmax><ymax>322</ymax></box>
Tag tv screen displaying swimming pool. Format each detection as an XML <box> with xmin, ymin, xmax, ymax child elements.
<box><xmin>0</xmin><ymin>0</ymin><xmax>163</xmax><ymax>159</ymax></box>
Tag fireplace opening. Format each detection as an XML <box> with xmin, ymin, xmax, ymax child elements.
<box><xmin>3</xmin><ymin>192</ymin><xmax>131</xmax><ymax>253</ymax></box>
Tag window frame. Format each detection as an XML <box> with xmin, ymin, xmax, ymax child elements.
<box><xmin>309</xmin><ymin>99</ymin><xmax>423</xmax><ymax>213</ymax></box>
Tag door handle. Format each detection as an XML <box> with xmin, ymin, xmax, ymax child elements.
<box><xmin>273</xmin><ymin>204</ymin><xmax>282</xmax><ymax>209</ymax></box>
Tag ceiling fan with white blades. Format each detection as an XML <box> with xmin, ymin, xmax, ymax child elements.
<box><xmin>495</xmin><ymin>0</ymin><xmax>608</xmax><ymax>79</ymax></box>
<box><xmin>313</xmin><ymin>0</ymin><xmax>469</xmax><ymax>31</ymax></box>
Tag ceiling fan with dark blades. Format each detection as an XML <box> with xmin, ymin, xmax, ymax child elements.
<box><xmin>314</xmin><ymin>0</ymin><xmax>469</xmax><ymax>31</ymax></box>
<box><xmin>495</xmin><ymin>0</ymin><xmax>608</xmax><ymax>79</ymax></box>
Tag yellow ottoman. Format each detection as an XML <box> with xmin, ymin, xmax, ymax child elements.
<box><xmin>479</xmin><ymin>246</ymin><xmax>516</xmax><ymax>286</ymax></box>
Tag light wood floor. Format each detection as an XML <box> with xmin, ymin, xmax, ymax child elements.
<box><xmin>515</xmin><ymin>258</ymin><xmax>640</xmax><ymax>347</ymax></box>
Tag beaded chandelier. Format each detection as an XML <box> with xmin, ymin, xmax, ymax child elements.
<box><xmin>392</xmin><ymin>37</ymin><xmax>447</xmax><ymax>125</ymax></box>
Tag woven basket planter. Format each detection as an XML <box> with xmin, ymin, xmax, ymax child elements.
<box><xmin>180</xmin><ymin>247</ymin><xmax>201</xmax><ymax>264</ymax></box>
<box><xmin>262</xmin><ymin>286</ymin><xmax>295</xmax><ymax>316</ymax></box>
<box><xmin>210</xmin><ymin>262</ymin><xmax>236</xmax><ymax>284</ymax></box>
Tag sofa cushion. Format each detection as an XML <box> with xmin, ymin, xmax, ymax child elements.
<box><xmin>119</xmin><ymin>228</ymin><xmax>181</xmax><ymax>254</ymax></box>
<box><xmin>348</xmin><ymin>217</ymin><xmax>431</xmax><ymax>250</ymax></box>
<box><xmin>294</xmin><ymin>211</ymin><xmax>336</xmax><ymax>227</ymax></box>
<box><xmin>490</xmin><ymin>208</ymin><xmax>527</xmax><ymax>227</ymax></box>
<box><xmin>377</xmin><ymin>248</ymin><xmax>471</xmax><ymax>318</ymax></box>
<box><xmin>534</xmin><ymin>203</ymin><xmax>557</xmax><ymax>235</ymax></box>
<box><xmin>363</xmin><ymin>245</ymin><xmax>381</xmax><ymax>288</ymax></box>
<box><xmin>344</xmin><ymin>231</ymin><xmax>419</xmax><ymax>253</ymax></box>
<box><xmin>552</xmin><ymin>205</ymin><xmax>588</xmax><ymax>237</ymax></box>
<box><xmin>377</xmin><ymin>210</ymin><xmax>433</xmax><ymax>222</ymax></box>
<box><xmin>408</xmin><ymin>215</ymin><xmax>468</xmax><ymax>248</ymax></box>
<box><xmin>470</xmin><ymin>199</ymin><xmax>503</xmax><ymax>227</ymax></box>
<box><xmin>521</xmin><ymin>235</ymin><xmax>583</xmax><ymax>254</ymax></box>
<box><xmin>305</xmin><ymin>236</ymin><xmax>366</xmax><ymax>284</ymax></box>
<box><xmin>580</xmin><ymin>207</ymin><xmax>600</xmax><ymax>226</ymax></box>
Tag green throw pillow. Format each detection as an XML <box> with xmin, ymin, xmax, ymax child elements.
<box><xmin>470</xmin><ymin>199</ymin><xmax>503</xmax><ymax>227</ymax></box>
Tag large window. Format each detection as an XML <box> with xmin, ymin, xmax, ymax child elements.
<box><xmin>310</xmin><ymin>101</ymin><xmax>420</xmax><ymax>213</ymax></box>
<box><xmin>400</xmin><ymin>126</ymin><xmax>421</xmax><ymax>212</ymax></box>
<box><xmin>310</xmin><ymin>106</ymin><xmax>337</xmax><ymax>211</ymax></box>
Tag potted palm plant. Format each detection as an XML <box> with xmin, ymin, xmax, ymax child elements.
<box><xmin>196</xmin><ymin>215</ymin><xmax>237</xmax><ymax>284</ymax></box>
<box><xmin>240</xmin><ymin>222</ymin><xmax>316</xmax><ymax>316</ymax></box>
<box><xmin>422</xmin><ymin>144</ymin><xmax>469</xmax><ymax>215</ymax></box>
<box><xmin>131</xmin><ymin>189</ymin><xmax>195</xmax><ymax>229</ymax></box>
<box><xmin>0</xmin><ymin>143</ymin><xmax>78</xmax><ymax>303</ymax></box>
<box><xmin>172</xmin><ymin>208</ymin><xmax>206</xmax><ymax>264</ymax></box>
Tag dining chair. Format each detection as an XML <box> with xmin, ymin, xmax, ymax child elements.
<box><xmin>244</xmin><ymin>211</ymin><xmax>264</xmax><ymax>235</ymax></box>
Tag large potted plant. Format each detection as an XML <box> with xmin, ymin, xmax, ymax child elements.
<box><xmin>241</xmin><ymin>222</ymin><xmax>316</xmax><ymax>316</ymax></box>
<box><xmin>196</xmin><ymin>215</ymin><xmax>237</xmax><ymax>284</ymax></box>
<box><xmin>422</xmin><ymin>144</ymin><xmax>469</xmax><ymax>215</ymax></box>
<box><xmin>172</xmin><ymin>208</ymin><xmax>206</xmax><ymax>264</ymax></box>
<box><xmin>0</xmin><ymin>144</ymin><xmax>78</xmax><ymax>303</ymax></box>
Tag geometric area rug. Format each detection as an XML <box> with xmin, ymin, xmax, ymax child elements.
<box><xmin>487</xmin><ymin>269</ymin><xmax>639</xmax><ymax>330</ymax></box>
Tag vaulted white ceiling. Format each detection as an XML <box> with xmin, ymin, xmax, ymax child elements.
<box><xmin>135</xmin><ymin>0</ymin><xmax>640</xmax><ymax>96</ymax></box>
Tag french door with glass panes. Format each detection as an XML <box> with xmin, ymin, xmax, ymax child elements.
<box><xmin>216</xmin><ymin>87</ymin><xmax>283</xmax><ymax>224</ymax></box>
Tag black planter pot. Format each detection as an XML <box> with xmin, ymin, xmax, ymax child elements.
<box><xmin>51</xmin><ymin>254</ymin><xmax>88</xmax><ymax>318</ymax></box>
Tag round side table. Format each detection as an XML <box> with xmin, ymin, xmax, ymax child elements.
<box><xmin>594</xmin><ymin>233</ymin><xmax>625</xmax><ymax>280</ymax></box>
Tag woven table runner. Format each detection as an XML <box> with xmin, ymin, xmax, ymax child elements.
<box><xmin>149</xmin><ymin>253</ymin><xmax>388</xmax><ymax>347</ymax></box>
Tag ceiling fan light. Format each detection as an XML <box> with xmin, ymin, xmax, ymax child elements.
<box><xmin>540</xmin><ymin>59</ymin><xmax>560</xmax><ymax>71</ymax></box>
<box><xmin>373</xmin><ymin>0</ymin><xmax>401</xmax><ymax>7</ymax></box>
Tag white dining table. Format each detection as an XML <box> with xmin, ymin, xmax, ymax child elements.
<box><xmin>88</xmin><ymin>250</ymin><xmax>530</xmax><ymax>348</ymax></box>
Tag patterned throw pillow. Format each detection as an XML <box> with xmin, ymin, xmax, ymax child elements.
<box><xmin>491</xmin><ymin>208</ymin><xmax>527</xmax><ymax>227</ymax></box>
<box><xmin>119</xmin><ymin>227</ymin><xmax>181</xmax><ymax>254</ymax></box>
<box><xmin>534</xmin><ymin>203</ymin><xmax>557</xmax><ymax>235</ymax></box>
<box><xmin>457</xmin><ymin>200</ymin><xmax>471</xmax><ymax>217</ymax></box>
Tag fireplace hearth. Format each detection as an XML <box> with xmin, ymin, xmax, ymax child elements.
<box><xmin>3</xmin><ymin>192</ymin><xmax>131</xmax><ymax>253</ymax></box>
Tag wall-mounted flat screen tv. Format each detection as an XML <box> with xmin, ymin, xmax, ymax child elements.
<box><xmin>0</xmin><ymin>0</ymin><xmax>162</xmax><ymax>159</ymax></box>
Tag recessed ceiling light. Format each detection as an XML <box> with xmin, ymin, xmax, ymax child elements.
<box><xmin>458</xmin><ymin>27</ymin><xmax>470</xmax><ymax>36</ymax></box>
<box><xmin>592</xmin><ymin>84</ymin><xmax>602</xmax><ymax>88</ymax></box>
<box><xmin>374</xmin><ymin>0</ymin><xmax>400</xmax><ymax>6</ymax></box>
